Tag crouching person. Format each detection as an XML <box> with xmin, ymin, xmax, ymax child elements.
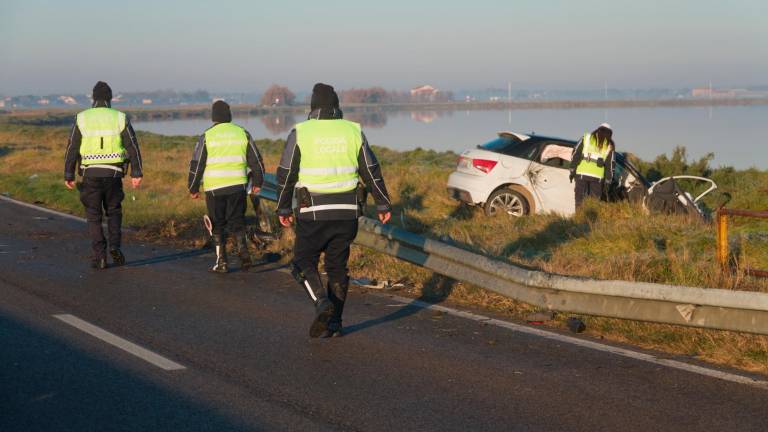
<box><xmin>188</xmin><ymin>101</ymin><xmax>265</xmax><ymax>273</ymax></box>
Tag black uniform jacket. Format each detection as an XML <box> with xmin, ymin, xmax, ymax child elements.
<box><xmin>187</xmin><ymin>123</ymin><xmax>265</xmax><ymax>196</ymax></box>
<box><xmin>64</xmin><ymin>101</ymin><xmax>143</xmax><ymax>181</ymax></box>
<box><xmin>276</xmin><ymin>109</ymin><xmax>391</xmax><ymax>221</ymax></box>
<box><xmin>570</xmin><ymin>136</ymin><xmax>615</xmax><ymax>183</ymax></box>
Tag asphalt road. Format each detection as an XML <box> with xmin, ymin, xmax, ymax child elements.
<box><xmin>1</xmin><ymin>197</ymin><xmax>767</xmax><ymax>432</ymax></box>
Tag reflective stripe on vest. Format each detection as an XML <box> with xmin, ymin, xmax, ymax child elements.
<box><xmin>299</xmin><ymin>204</ymin><xmax>359</xmax><ymax>213</ymax></box>
<box><xmin>575</xmin><ymin>132</ymin><xmax>611</xmax><ymax>179</ymax></box>
<box><xmin>203</xmin><ymin>123</ymin><xmax>249</xmax><ymax>191</ymax></box>
<box><xmin>295</xmin><ymin>119</ymin><xmax>362</xmax><ymax>194</ymax></box>
<box><xmin>77</xmin><ymin>108</ymin><xmax>127</xmax><ymax>165</ymax></box>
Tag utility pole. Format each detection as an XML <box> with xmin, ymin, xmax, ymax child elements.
<box><xmin>604</xmin><ymin>80</ymin><xmax>608</xmax><ymax>122</ymax></box>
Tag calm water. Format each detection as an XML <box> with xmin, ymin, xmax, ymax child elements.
<box><xmin>134</xmin><ymin>105</ymin><xmax>768</xmax><ymax>169</ymax></box>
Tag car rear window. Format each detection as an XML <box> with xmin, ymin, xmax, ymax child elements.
<box><xmin>478</xmin><ymin>137</ymin><xmax>539</xmax><ymax>160</ymax></box>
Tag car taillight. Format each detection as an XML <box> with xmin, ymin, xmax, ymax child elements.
<box><xmin>472</xmin><ymin>158</ymin><xmax>497</xmax><ymax>174</ymax></box>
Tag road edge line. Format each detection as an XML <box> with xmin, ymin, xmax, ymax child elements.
<box><xmin>381</xmin><ymin>294</ymin><xmax>768</xmax><ymax>389</ymax></box>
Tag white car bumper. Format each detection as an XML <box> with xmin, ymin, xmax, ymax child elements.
<box><xmin>446</xmin><ymin>171</ymin><xmax>495</xmax><ymax>205</ymax></box>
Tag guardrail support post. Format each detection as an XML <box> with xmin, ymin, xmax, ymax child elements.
<box><xmin>716</xmin><ymin>209</ymin><xmax>728</xmax><ymax>270</ymax></box>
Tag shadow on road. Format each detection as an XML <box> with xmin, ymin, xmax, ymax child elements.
<box><xmin>0</xmin><ymin>314</ymin><xmax>254</xmax><ymax>432</ymax></box>
<box><xmin>126</xmin><ymin>249</ymin><xmax>211</xmax><ymax>267</ymax></box>
<box><xmin>343</xmin><ymin>274</ymin><xmax>456</xmax><ymax>335</ymax></box>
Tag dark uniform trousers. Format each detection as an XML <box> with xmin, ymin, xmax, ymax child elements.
<box><xmin>293</xmin><ymin>219</ymin><xmax>358</xmax><ymax>286</ymax></box>
<box><xmin>79</xmin><ymin>177</ymin><xmax>124</xmax><ymax>258</ymax></box>
<box><xmin>574</xmin><ymin>175</ymin><xmax>603</xmax><ymax>208</ymax></box>
<box><xmin>205</xmin><ymin>190</ymin><xmax>247</xmax><ymax>236</ymax></box>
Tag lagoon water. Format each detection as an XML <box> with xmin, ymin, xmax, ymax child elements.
<box><xmin>134</xmin><ymin>105</ymin><xmax>768</xmax><ymax>169</ymax></box>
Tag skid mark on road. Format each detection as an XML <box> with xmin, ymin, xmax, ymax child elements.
<box><xmin>53</xmin><ymin>314</ymin><xmax>186</xmax><ymax>371</ymax></box>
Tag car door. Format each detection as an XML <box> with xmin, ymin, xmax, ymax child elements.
<box><xmin>526</xmin><ymin>142</ymin><xmax>576</xmax><ymax>215</ymax></box>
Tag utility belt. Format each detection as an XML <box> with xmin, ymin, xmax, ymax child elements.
<box><xmin>582</xmin><ymin>155</ymin><xmax>606</xmax><ymax>167</ymax></box>
<box><xmin>295</xmin><ymin>184</ymin><xmax>367</xmax><ymax>218</ymax></box>
<box><xmin>78</xmin><ymin>162</ymin><xmax>127</xmax><ymax>176</ymax></box>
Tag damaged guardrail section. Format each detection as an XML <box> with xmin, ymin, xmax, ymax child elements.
<box><xmin>260</xmin><ymin>174</ymin><xmax>768</xmax><ymax>335</ymax></box>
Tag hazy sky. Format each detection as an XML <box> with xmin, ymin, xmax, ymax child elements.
<box><xmin>1</xmin><ymin>0</ymin><xmax>766</xmax><ymax>95</ymax></box>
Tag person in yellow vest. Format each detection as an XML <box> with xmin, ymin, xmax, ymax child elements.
<box><xmin>276</xmin><ymin>83</ymin><xmax>392</xmax><ymax>338</ymax></box>
<box><xmin>64</xmin><ymin>81</ymin><xmax>143</xmax><ymax>269</ymax></box>
<box><xmin>569</xmin><ymin>123</ymin><xmax>615</xmax><ymax>208</ymax></box>
<box><xmin>188</xmin><ymin>101</ymin><xmax>265</xmax><ymax>273</ymax></box>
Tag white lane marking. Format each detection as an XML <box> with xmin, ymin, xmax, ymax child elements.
<box><xmin>0</xmin><ymin>195</ymin><xmax>134</xmax><ymax>231</ymax></box>
<box><xmin>0</xmin><ymin>195</ymin><xmax>87</xmax><ymax>223</ymax></box>
<box><xmin>53</xmin><ymin>314</ymin><xmax>186</xmax><ymax>371</ymax></box>
<box><xmin>380</xmin><ymin>294</ymin><xmax>768</xmax><ymax>389</ymax></box>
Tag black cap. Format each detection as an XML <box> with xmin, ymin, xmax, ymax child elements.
<box><xmin>212</xmin><ymin>100</ymin><xmax>232</xmax><ymax>123</ymax></box>
<box><xmin>92</xmin><ymin>81</ymin><xmax>112</xmax><ymax>102</ymax></box>
<box><xmin>310</xmin><ymin>83</ymin><xmax>339</xmax><ymax>111</ymax></box>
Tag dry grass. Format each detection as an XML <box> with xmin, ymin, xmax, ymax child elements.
<box><xmin>2</xmin><ymin>116</ymin><xmax>768</xmax><ymax>374</ymax></box>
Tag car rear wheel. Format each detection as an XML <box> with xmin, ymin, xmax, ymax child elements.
<box><xmin>484</xmin><ymin>188</ymin><xmax>529</xmax><ymax>217</ymax></box>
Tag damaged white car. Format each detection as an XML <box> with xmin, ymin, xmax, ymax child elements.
<box><xmin>446</xmin><ymin>131</ymin><xmax>714</xmax><ymax>218</ymax></box>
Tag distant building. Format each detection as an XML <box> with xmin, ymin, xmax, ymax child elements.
<box><xmin>410</xmin><ymin>85</ymin><xmax>439</xmax><ymax>99</ymax></box>
<box><xmin>37</xmin><ymin>98</ymin><xmax>50</xmax><ymax>105</ymax></box>
<box><xmin>58</xmin><ymin>95</ymin><xmax>78</xmax><ymax>105</ymax></box>
<box><xmin>691</xmin><ymin>87</ymin><xmax>736</xmax><ymax>98</ymax></box>
<box><xmin>0</xmin><ymin>100</ymin><xmax>5</xmax><ymax>108</ymax></box>
<box><xmin>142</xmin><ymin>99</ymin><xmax>153</xmax><ymax>105</ymax></box>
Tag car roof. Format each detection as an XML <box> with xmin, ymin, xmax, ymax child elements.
<box><xmin>497</xmin><ymin>131</ymin><xmax>576</xmax><ymax>145</ymax></box>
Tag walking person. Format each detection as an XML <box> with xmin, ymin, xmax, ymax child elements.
<box><xmin>64</xmin><ymin>81</ymin><xmax>143</xmax><ymax>269</ymax></box>
<box><xmin>276</xmin><ymin>83</ymin><xmax>392</xmax><ymax>338</ymax></box>
<box><xmin>188</xmin><ymin>100</ymin><xmax>265</xmax><ymax>273</ymax></box>
<box><xmin>570</xmin><ymin>123</ymin><xmax>615</xmax><ymax>208</ymax></box>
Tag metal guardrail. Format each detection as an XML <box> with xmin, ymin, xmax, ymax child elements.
<box><xmin>260</xmin><ymin>174</ymin><xmax>768</xmax><ymax>335</ymax></box>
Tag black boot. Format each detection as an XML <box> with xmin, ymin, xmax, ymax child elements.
<box><xmin>311</xmin><ymin>297</ymin><xmax>335</xmax><ymax>338</ymax></box>
<box><xmin>327</xmin><ymin>280</ymin><xmax>348</xmax><ymax>337</ymax></box>
<box><xmin>234</xmin><ymin>231</ymin><xmax>252</xmax><ymax>270</ymax></box>
<box><xmin>110</xmin><ymin>248</ymin><xmax>125</xmax><ymax>266</ymax></box>
<box><xmin>91</xmin><ymin>256</ymin><xmax>107</xmax><ymax>270</ymax></box>
<box><xmin>210</xmin><ymin>234</ymin><xmax>228</xmax><ymax>273</ymax></box>
<box><xmin>291</xmin><ymin>264</ymin><xmax>333</xmax><ymax>338</ymax></box>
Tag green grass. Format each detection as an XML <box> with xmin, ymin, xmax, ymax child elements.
<box><xmin>2</xmin><ymin>113</ymin><xmax>768</xmax><ymax>374</ymax></box>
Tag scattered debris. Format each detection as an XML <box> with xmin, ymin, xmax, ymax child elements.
<box><xmin>28</xmin><ymin>174</ymin><xmax>38</xmax><ymax>180</ymax></box>
<box><xmin>351</xmin><ymin>277</ymin><xmax>406</xmax><ymax>290</ymax></box>
<box><xmin>526</xmin><ymin>311</ymin><xmax>556</xmax><ymax>324</ymax></box>
<box><xmin>566</xmin><ymin>317</ymin><xmax>586</xmax><ymax>333</ymax></box>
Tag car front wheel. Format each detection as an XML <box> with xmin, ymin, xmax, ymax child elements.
<box><xmin>483</xmin><ymin>188</ymin><xmax>529</xmax><ymax>217</ymax></box>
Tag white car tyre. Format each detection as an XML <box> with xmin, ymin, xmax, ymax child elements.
<box><xmin>483</xmin><ymin>188</ymin><xmax>529</xmax><ymax>217</ymax></box>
